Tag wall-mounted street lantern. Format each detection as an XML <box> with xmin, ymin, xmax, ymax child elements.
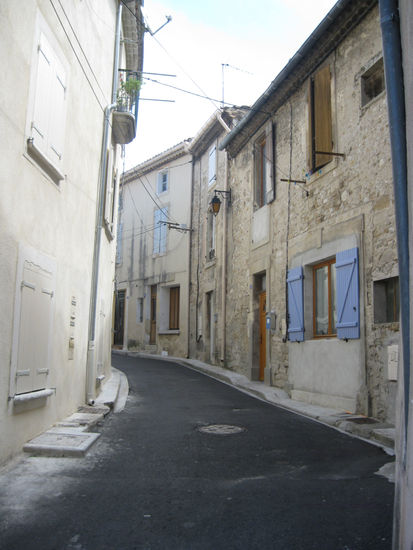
<box><xmin>210</xmin><ymin>189</ymin><xmax>232</xmax><ymax>215</ymax></box>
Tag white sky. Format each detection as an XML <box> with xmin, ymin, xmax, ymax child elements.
<box><xmin>125</xmin><ymin>0</ymin><xmax>337</xmax><ymax>169</ymax></box>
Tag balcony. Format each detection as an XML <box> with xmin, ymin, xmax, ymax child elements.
<box><xmin>112</xmin><ymin>70</ymin><xmax>140</xmax><ymax>145</ymax></box>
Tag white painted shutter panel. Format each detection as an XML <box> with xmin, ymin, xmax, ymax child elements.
<box><xmin>265</xmin><ymin>122</ymin><xmax>275</xmax><ymax>203</ymax></box>
<box><xmin>159</xmin><ymin>207</ymin><xmax>168</xmax><ymax>253</ymax></box>
<box><xmin>153</xmin><ymin>209</ymin><xmax>161</xmax><ymax>253</ymax></box>
<box><xmin>208</xmin><ymin>146</ymin><xmax>216</xmax><ymax>185</ymax></box>
<box><xmin>16</xmin><ymin>265</ymin><xmax>53</xmax><ymax>394</ymax></box>
<box><xmin>48</xmin><ymin>55</ymin><xmax>66</xmax><ymax>162</ymax></box>
<box><xmin>32</xmin><ymin>33</ymin><xmax>53</xmax><ymax>154</ymax></box>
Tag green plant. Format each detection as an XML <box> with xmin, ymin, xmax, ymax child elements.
<box><xmin>117</xmin><ymin>78</ymin><xmax>141</xmax><ymax>109</ymax></box>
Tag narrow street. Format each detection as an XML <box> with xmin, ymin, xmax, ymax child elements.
<box><xmin>0</xmin><ymin>354</ymin><xmax>394</xmax><ymax>550</ymax></box>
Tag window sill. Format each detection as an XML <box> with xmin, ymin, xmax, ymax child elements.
<box><xmin>158</xmin><ymin>330</ymin><xmax>180</xmax><ymax>335</ymax></box>
<box><xmin>11</xmin><ymin>388</ymin><xmax>54</xmax><ymax>405</ymax></box>
<box><xmin>305</xmin><ymin>157</ymin><xmax>338</xmax><ymax>185</ymax></box>
<box><xmin>26</xmin><ymin>138</ymin><xmax>64</xmax><ymax>185</ymax></box>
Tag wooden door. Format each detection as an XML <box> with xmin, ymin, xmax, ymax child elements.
<box><xmin>259</xmin><ymin>291</ymin><xmax>266</xmax><ymax>381</ymax></box>
<box><xmin>114</xmin><ymin>290</ymin><xmax>125</xmax><ymax>347</ymax></box>
<box><xmin>150</xmin><ymin>285</ymin><xmax>157</xmax><ymax>344</ymax></box>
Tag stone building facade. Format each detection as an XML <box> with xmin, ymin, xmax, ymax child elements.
<box><xmin>115</xmin><ymin>142</ymin><xmax>192</xmax><ymax>358</ymax></box>
<box><xmin>213</xmin><ymin>0</ymin><xmax>398</xmax><ymax>421</ymax></box>
<box><xmin>188</xmin><ymin>108</ymin><xmax>247</xmax><ymax>365</ymax></box>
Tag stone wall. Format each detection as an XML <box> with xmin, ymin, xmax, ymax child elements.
<box><xmin>221</xmin><ymin>6</ymin><xmax>398</xmax><ymax>421</ymax></box>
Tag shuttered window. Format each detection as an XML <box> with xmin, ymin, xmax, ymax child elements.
<box><xmin>336</xmin><ymin>247</ymin><xmax>360</xmax><ymax>339</ymax></box>
<box><xmin>31</xmin><ymin>32</ymin><xmax>67</xmax><ymax>165</ymax></box>
<box><xmin>153</xmin><ymin>207</ymin><xmax>168</xmax><ymax>254</ymax></box>
<box><xmin>169</xmin><ymin>287</ymin><xmax>180</xmax><ymax>330</ymax></box>
<box><xmin>254</xmin><ymin>122</ymin><xmax>275</xmax><ymax>209</ymax></box>
<box><xmin>308</xmin><ymin>65</ymin><xmax>332</xmax><ymax>172</ymax></box>
<box><xmin>208</xmin><ymin>145</ymin><xmax>216</xmax><ymax>185</ymax></box>
<box><xmin>313</xmin><ymin>259</ymin><xmax>336</xmax><ymax>337</ymax></box>
<box><xmin>157</xmin><ymin>170</ymin><xmax>168</xmax><ymax>194</ymax></box>
<box><xmin>287</xmin><ymin>266</ymin><xmax>304</xmax><ymax>342</ymax></box>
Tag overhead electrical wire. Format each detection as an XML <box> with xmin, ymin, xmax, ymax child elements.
<box><xmin>56</xmin><ymin>0</ymin><xmax>108</xmax><ymax>103</ymax></box>
<box><xmin>49</xmin><ymin>0</ymin><xmax>106</xmax><ymax>112</ymax></box>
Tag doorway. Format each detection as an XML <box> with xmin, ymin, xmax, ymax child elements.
<box><xmin>150</xmin><ymin>285</ymin><xmax>157</xmax><ymax>344</ymax></box>
<box><xmin>114</xmin><ymin>290</ymin><xmax>125</xmax><ymax>347</ymax></box>
<box><xmin>259</xmin><ymin>291</ymin><xmax>266</xmax><ymax>381</ymax></box>
<box><xmin>206</xmin><ymin>291</ymin><xmax>215</xmax><ymax>362</ymax></box>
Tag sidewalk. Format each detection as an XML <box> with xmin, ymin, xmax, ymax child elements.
<box><xmin>113</xmin><ymin>350</ymin><xmax>396</xmax><ymax>455</ymax></box>
<box><xmin>22</xmin><ymin>367</ymin><xmax>129</xmax><ymax>458</ymax></box>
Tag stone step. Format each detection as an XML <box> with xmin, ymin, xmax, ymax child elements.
<box><xmin>23</xmin><ymin>430</ymin><xmax>100</xmax><ymax>458</ymax></box>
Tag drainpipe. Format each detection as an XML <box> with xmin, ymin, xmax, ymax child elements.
<box><xmin>379</xmin><ymin>0</ymin><xmax>410</xmax><ymax>445</ymax></box>
<box><xmin>86</xmin><ymin>2</ymin><xmax>122</xmax><ymax>404</ymax></box>
<box><xmin>220</xmin><ymin>151</ymin><xmax>228</xmax><ymax>365</ymax></box>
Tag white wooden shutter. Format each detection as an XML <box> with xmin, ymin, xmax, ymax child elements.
<box><xmin>153</xmin><ymin>209</ymin><xmax>161</xmax><ymax>254</ymax></box>
<box><xmin>16</xmin><ymin>264</ymin><xmax>54</xmax><ymax>394</ymax></box>
<box><xmin>208</xmin><ymin>145</ymin><xmax>216</xmax><ymax>185</ymax></box>
<box><xmin>265</xmin><ymin>121</ymin><xmax>275</xmax><ymax>203</ymax></box>
<box><xmin>48</xmin><ymin>55</ymin><xmax>66</xmax><ymax>162</ymax></box>
<box><xmin>31</xmin><ymin>33</ymin><xmax>53</xmax><ymax>154</ymax></box>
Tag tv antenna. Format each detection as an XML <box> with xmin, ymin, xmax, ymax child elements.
<box><xmin>221</xmin><ymin>63</ymin><xmax>253</xmax><ymax>108</ymax></box>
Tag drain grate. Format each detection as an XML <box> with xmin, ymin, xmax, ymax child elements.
<box><xmin>198</xmin><ymin>424</ymin><xmax>245</xmax><ymax>435</ymax></box>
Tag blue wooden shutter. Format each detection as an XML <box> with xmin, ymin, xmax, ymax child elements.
<box><xmin>287</xmin><ymin>266</ymin><xmax>304</xmax><ymax>342</ymax></box>
<box><xmin>336</xmin><ymin>247</ymin><xmax>360</xmax><ymax>339</ymax></box>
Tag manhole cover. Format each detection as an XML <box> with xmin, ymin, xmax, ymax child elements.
<box><xmin>198</xmin><ymin>424</ymin><xmax>245</xmax><ymax>435</ymax></box>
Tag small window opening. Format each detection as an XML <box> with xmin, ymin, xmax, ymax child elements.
<box><xmin>374</xmin><ymin>276</ymin><xmax>399</xmax><ymax>323</ymax></box>
<box><xmin>361</xmin><ymin>58</ymin><xmax>385</xmax><ymax>106</ymax></box>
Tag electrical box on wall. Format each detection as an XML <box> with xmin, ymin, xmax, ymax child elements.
<box><xmin>69</xmin><ymin>296</ymin><xmax>76</xmax><ymax>360</ymax></box>
<box><xmin>266</xmin><ymin>311</ymin><xmax>276</xmax><ymax>332</ymax></box>
<box><xmin>387</xmin><ymin>344</ymin><xmax>398</xmax><ymax>381</ymax></box>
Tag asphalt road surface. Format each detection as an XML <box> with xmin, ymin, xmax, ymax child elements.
<box><xmin>0</xmin><ymin>354</ymin><xmax>394</xmax><ymax>550</ymax></box>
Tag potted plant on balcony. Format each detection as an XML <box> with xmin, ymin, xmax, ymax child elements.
<box><xmin>117</xmin><ymin>78</ymin><xmax>141</xmax><ymax>112</ymax></box>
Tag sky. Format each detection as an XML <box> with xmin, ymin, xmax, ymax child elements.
<box><xmin>125</xmin><ymin>0</ymin><xmax>338</xmax><ymax>169</ymax></box>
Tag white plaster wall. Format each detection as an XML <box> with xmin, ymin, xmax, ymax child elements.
<box><xmin>117</xmin><ymin>149</ymin><xmax>192</xmax><ymax>356</ymax></box>
<box><xmin>0</xmin><ymin>0</ymin><xmax>119</xmax><ymax>465</ymax></box>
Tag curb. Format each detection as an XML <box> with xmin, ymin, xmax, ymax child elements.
<box><xmin>22</xmin><ymin>367</ymin><xmax>126</xmax><ymax>458</ymax></box>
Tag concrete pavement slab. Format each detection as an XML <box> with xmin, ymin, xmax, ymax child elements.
<box><xmin>23</xmin><ymin>431</ymin><xmax>100</xmax><ymax>457</ymax></box>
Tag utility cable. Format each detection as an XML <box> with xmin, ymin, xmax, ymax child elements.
<box><xmin>49</xmin><ymin>0</ymin><xmax>106</xmax><ymax>112</ymax></box>
<box><xmin>57</xmin><ymin>0</ymin><xmax>109</xmax><ymax>103</ymax></box>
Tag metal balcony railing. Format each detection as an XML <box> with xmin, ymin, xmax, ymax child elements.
<box><xmin>112</xmin><ymin>69</ymin><xmax>141</xmax><ymax>144</ymax></box>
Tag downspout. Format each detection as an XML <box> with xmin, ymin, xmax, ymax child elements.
<box><xmin>216</xmin><ymin>110</ymin><xmax>231</xmax><ymax>365</ymax></box>
<box><xmin>86</xmin><ymin>1</ymin><xmax>122</xmax><ymax>404</ymax></box>
<box><xmin>220</xmin><ymin>151</ymin><xmax>228</xmax><ymax>365</ymax></box>
<box><xmin>379</xmin><ymin>0</ymin><xmax>410</xmax><ymax>446</ymax></box>
<box><xmin>187</xmin><ymin>152</ymin><xmax>194</xmax><ymax>358</ymax></box>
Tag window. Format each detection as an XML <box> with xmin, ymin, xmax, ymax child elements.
<box><xmin>255</xmin><ymin>135</ymin><xmax>266</xmax><ymax>208</ymax></box>
<box><xmin>137</xmin><ymin>297</ymin><xmax>143</xmax><ymax>323</ymax></box>
<box><xmin>287</xmin><ymin>247</ymin><xmax>360</xmax><ymax>342</ymax></box>
<box><xmin>206</xmin><ymin>211</ymin><xmax>216</xmax><ymax>260</ymax></box>
<box><xmin>253</xmin><ymin>122</ymin><xmax>275</xmax><ymax>209</ymax></box>
<box><xmin>208</xmin><ymin>145</ymin><xmax>216</xmax><ymax>185</ymax></box>
<box><xmin>157</xmin><ymin>170</ymin><xmax>168</xmax><ymax>194</ymax></box>
<box><xmin>169</xmin><ymin>287</ymin><xmax>180</xmax><ymax>330</ymax></box>
<box><xmin>10</xmin><ymin>245</ymin><xmax>56</xmax><ymax>397</ymax></box>
<box><xmin>374</xmin><ymin>276</ymin><xmax>399</xmax><ymax>323</ymax></box>
<box><xmin>27</xmin><ymin>30</ymin><xmax>67</xmax><ymax>182</ymax></box>
<box><xmin>153</xmin><ymin>207</ymin><xmax>168</xmax><ymax>254</ymax></box>
<box><xmin>104</xmin><ymin>148</ymin><xmax>117</xmax><ymax>233</ymax></box>
<box><xmin>308</xmin><ymin>65</ymin><xmax>332</xmax><ymax>172</ymax></box>
<box><xmin>313</xmin><ymin>259</ymin><xmax>336</xmax><ymax>337</ymax></box>
<box><xmin>116</xmin><ymin>221</ymin><xmax>123</xmax><ymax>264</ymax></box>
<box><xmin>362</xmin><ymin>58</ymin><xmax>385</xmax><ymax>107</ymax></box>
